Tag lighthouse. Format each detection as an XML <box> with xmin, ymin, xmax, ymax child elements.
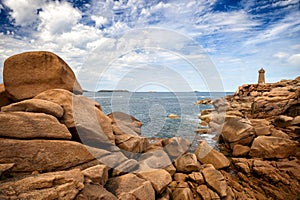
<box><xmin>258</xmin><ymin>68</ymin><xmax>265</xmax><ymax>84</ymax></box>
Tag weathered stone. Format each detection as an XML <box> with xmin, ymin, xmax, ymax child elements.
<box><xmin>0</xmin><ymin>138</ymin><xmax>99</xmax><ymax>172</ymax></box>
<box><xmin>137</xmin><ymin>169</ymin><xmax>172</xmax><ymax>194</ymax></box>
<box><xmin>164</xmin><ymin>164</ymin><xmax>176</xmax><ymax>176</ymax></box>
<box><xmin>172</xmin><ymin>188</ymin><xmax>194</xmax><ymax>200</ymax></box>
<box><xmin>212</xmin><ymin>98</ymin><xmax>229</xmax><ymax>113</ymax></box>
<box><xmin>274</xmin><ymin>115</ymin><xmax>293</xmax><ymax>128</ymax></box>
<box><xmin>108</xmin><ymin>111</ymin><xmax>143</xmax><ymax>135</ymax></box>
<box><xmin>162</xmin><ymin>137</ymin><xmax>190</xmax><ymax>159</ymax></box>
<box><xmin>114</xmin><ymin>130</ymin><xmax>148</xmax><ymax>153</ymax></box>
<box><xmin>174</xmin><ymin>153</ymin><xmax>200</xmax><ymax>173</ymax></box>
<box><xmin>139</xmin><ymin>149</ymin><xmax>172</xmax><ymax>171</ymax></box>
<box><xmin>197</xmin><ymin>185</ymin><xmax>220</xmax><ymax>200</ymax></box>
<box><xmin>81</xmin><ymin>164</ymin><xmax>108</xmax><ymax>185</ymax></box>
<box><xmin>0</xmin><ymin>169</ymin><xmax>84</xmax><ymax>199</ymax></box>
<box><xmin>3</xmin><ymin>51</ymin><xmax>82</xmax><ymax>100</ymax></box>
<box><xmin>157</xmin><ymin>188</ymin><xmax>172</xmax><ymax>200</ymax></box>
<box><xmin>0</xmin><ymin>83</ymin><xmax>11</xmax><ymax>108</ymax></box>
<box><xmin>34</xmin><ymin>89</ymin><xmax>116</xmax><ymax>148</ymax></box>
<box><xmin>1</xmin><ymin>99</ymin><xmax>64</xmax><ymax>118</ymax></box>
<box><xmin>195</xmin><ymin>129</ymin><xmax>212</xmax><ymax>134</ymax></box>
<box><xmin>0</xmin><ymin>112</ymin><xmax>71</xmax><ymax>139</ymax></box>
<box><xmin>250</xmin><ymin>119</ymin><xmax>271</xmax><ymax>136</ymax></box>
<box><xmin>106</xmin><ymin>173</ymin><xmax>155</xmax><ymax>200</ymax></box>
<box><xmin>231</xmin><ymin>158</ymin><xmax>251</xmax><ymax>175</ymax></box>
<box><xmin>173</xmin><ymin>173</ymin><xmax>188</xmax><ymax>182</ymax></box>
<box><xmin>221</xmin><ymin>118</ymin><xmax>255</xmax><ymax>145</ymax></box>
<box><xmin>111</xmin><ymin>159</ymin><xmax>139</xmax><ymax>176</ymax></box>
<box><xmin>202</xmin><ymin>164</ymin><xmax>228</xmax><ymax>198</ymax></box>
<box><xmin>232</xmin><ymin>144</ymin><xmax>250</xmax><ymax>157</ymax></box>
<box><xmin>97</xmin><ymin>151</ymin><xmax>129</xmax><ymax>169</ymax></box>
<box><xmin>188</xmin><ymin>172</ymin><xmax>205</xmax><ymax>185</ymax></box>
<box><xmin>75</xmin><ymin>184</ymin><xmax>117</xmax><ymax>200</ymax></box>
<box><xmin>168</xmin><ymin>113</ymin><xmax>180</xmax><ymax>119</ymax></box>
<box><xmin>0</xmin><ymin>163</ymin><xmax>14</xmax><ymax>176</ymax></box>
<box><xmin>270</xmin><ymin>128</ymin><xmax>289</xmax><ymax>139</ymax></box>
<box><xmin>195</xmin><ymin>141</ymin><xmax>230</xmax><ymax>169</ymax></box>
<box><xmin>250</xmin><ymin>136</ymin><xmax>298</xmax><ymax>159</ymax></box>
<box><xmin>252</xmin><ymin>159</ymin><xmax>290</xmax><ymax>184</ymax></box>
<box><xmin>292</xmin><ymin>116</ymin><xmax>300</xmax><ymax>125</ymax></box>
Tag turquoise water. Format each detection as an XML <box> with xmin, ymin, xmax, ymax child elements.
<box><xmin>84</xmin><ymin>92</ymin><xmax>231</xmax><ymax>148</ymax></box>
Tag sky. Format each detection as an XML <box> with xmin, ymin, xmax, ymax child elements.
<box><xmin>0</xmin><ymin>0</ymin><xmax>299</xmax><ymax>92</ymax></box>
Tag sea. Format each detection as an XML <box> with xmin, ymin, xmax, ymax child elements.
<box><xmin>83</xmin><ymin>92</ymin><xmax>232</xmax><ymax>150</ymax></box>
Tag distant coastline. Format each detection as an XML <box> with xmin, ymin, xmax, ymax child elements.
<box><xmin>97</xmin><ymin>89</ymin><xmax>130</xmax><ymax>92</ymax></box>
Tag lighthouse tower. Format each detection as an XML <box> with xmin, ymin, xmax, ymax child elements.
<box><xmin>258</xmin><ymin>68</ymin><xmax>265</xmax><ymax>85</ymax></box>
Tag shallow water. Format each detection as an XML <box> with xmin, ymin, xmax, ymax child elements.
<box><xmin>84</xmin><ymin>91</ymin><xmax>231</xmax><ymax>148</ymax></box>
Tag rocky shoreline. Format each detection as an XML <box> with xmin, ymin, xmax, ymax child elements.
<box><xmin>0</xmin><ymin>51</ymin><xmax>299</xmax><ymax>200</ymax></box>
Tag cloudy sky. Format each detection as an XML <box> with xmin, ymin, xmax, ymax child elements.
<box><xmin>0</xmin><ymin>0</ymin><xmax>299</xmax><ymax>92</ymax></box>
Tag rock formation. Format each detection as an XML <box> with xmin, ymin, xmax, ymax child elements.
<box><xmin>1</xmin><ymin>51</ymin><xmax>299</xmax><ymax>199</ymax></box>
<box><xmin>197</xmin><ymin>75</ymin><xmax>300</xmax><ymax>199</ymax></box>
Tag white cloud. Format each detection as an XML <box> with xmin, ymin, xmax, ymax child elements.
<box><xmin>91</xmin><ymin>15</ymin><xmax>108</xmax><ymax>28</ymax></box>
<box><xmin>3</xmin><ymin>0</ymin><xmax>43</xmax><ymax>26</ymax></box>
<box><xmin>38</xmin><ymin>1</ymin><xmax>81</xmax><ymax>38</ymax></box>
<box><xmin>288</xmin><ymin>54</ymin><xmax>300</xmax><ymax>66</ymax></box>
<box><xmin>273</xmin><ymin>52</ymin><xmax>289</xmax><ymax>59</ymax></box>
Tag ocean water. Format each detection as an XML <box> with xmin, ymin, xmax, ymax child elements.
<box><xmin>84</xmin><ymin>92</ymin><xmax>231</xmax><ymax>149</ymax></box>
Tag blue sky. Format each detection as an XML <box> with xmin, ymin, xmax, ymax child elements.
<box><xmin>0</xmin><ymin>0</ymin><xmax>299</xmax><ymax>92</ymax></box>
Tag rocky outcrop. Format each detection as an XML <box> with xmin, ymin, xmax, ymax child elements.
<box><xmin>0</xmin><ymin>169</ymin><xmax>84</xmax><ymax>199</ymax></box>
<box><xmin>174</xmin><ymin>153</ymin><xmax>200</xmax><ymax>173</ymax></box>
<box><xmin>1</xmin><ymin>99</ymin><xmax>64</xmax><ymax>118</ymax></box>
<box><xmin>3</xmin><ymin>51</ymin><xmax>82</xmax><ymax>101</ymax></box>
<box><xmin>0</xmin><ymin>139</ymin><xmax>97</xmax><ymax>172</ymax></box>
<box><xmin>249</xmin><ymin>136</ymin><xmax>297</xmax><ymax>159</ymax></box>
<box><xmin>137</xmin><ymin>169</ymin><xmax>172</xmax><ymax>194</ymax></box>
<box><xmin>34</xmin><ymin>89</ymin><xmax>116</xmax><ymax>148</ymax></box>
<box><xmin>221</xmin><ymin>118</ymin><xmax>255</xmax><ymax>148</ymax></box>
<box><xmin>106</xmin><ymin>173</ymin><xmax>156</xmax><ymax>200</ymax></box>
<box><xmin>202</xmin><ymin>164</ymin><xmax>228</xmax><ymax>198</ymax></box>
<box><xmin>0</xmin><ymin>112</ymin><xmax>71</xmax><ymax>139</ymax></box>
<box><xmin>195</xmin><ymin>141</ymin><xmax>230</xmax><ymax>169</ymax></box>
<box><xmin>1</xmin><ymin>52</ymin><xmax>299</xmax><ymax>200</ymax></box>
<box><xmin>196</xmin><ymin>76</ymin><xmax>300</xmax><ymax>199</ymax></box>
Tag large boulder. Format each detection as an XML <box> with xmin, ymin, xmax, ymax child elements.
<box><xmin>273</xmin><ymin>115</ymin><xmax>293</xmax><ymax>128</ymax></box>
<box><xmin>1</xmin><ymin>99</ymin><xmax>64</xmax><ymax>118</ymax></box>
<box><xmin>108</xmin><ymin>111</ymin><xmax>142</xmax><ymax>135</ymax></box>
<box><xmin>195</xmin><ymin>141</ymin><xmax>230</xmax><ymax>169</ymax></box>
<box><xmin>34</xmin><ymin>89</ymin><xmax>116</xmax><ymax>148</ymax></box>
<box><xmin>250</xmin><ymin>119</ymin><xmax>271</xmax><ymax>136</ymax></box>
<box><xmin>114</xmin><ymin>132</ymin><xmax>148</xmax><ymax>153</ymax></box>
<box><xmin>201</xmin><ymin>164</ymin><xmax>228</xmax><ymax>198</ymax></box>
<box><xmin>81</xmin><ymin>164</ymin><xmax>108</xmax><ymax>185</ymax></box>
<box><xmin>0</xmin><ymin>169</ymin><xmax>84</xmax><ymax>200</ymax></box>
<box><xmin>75</xmin><ymin>184</ymin><xmax>117</xmax><ymax>200</ymax></box>
<box><xmin>137</xmin><ymin>169</ymin><xmax>172</xmax><ymax>194</ymax></box>
<box><xmin>221</xmin><ymin>118</ymin><xmax>255</xmax><ymax>147</ymax></box>
<box><xmin>139</xmin><ymin>149</ymin><xmax>172</xmax><ymax>171</ymax></box>
<box><xmin>3</xmin><ymin>51</ymin><xmax>82</xmax><ymax>101</ymax></box>
<box><xmin>196</xmin><ymin>184</ymin><xmax>220</xmax><ymax>200</ymax></box>
<box><xmin>172</xmin><ymin>188</ymin><xmax>194</xmax><ymax>200</ymax></box>
<box><xmin>0</xmin><ymin>112</ymin><xmax>71</xmax><ymax>140</ymax></box>
<box><xmin>0</xmin><ymin>138</ymin><xmax>100</xmax><ymax>172</ymax></box>
<box><xmin>174</xmin><ymin>153</ymin><xmax>200</xmax><ymax>173</ymax></box>
<box><xmin>0</xmin><ymin>83</ymin><xmax>11</xmax><ymax>108</ymax></box>
<box><xmin>106</xmin><ymin>173</ymin><xmax>155</xmax><ymax>200</ymax></box>
<box><xmin>162</xmin><ymin>137</ymin><xmax>191</xmax><ymax>159</ymax></box>
<box><xmin>249</xmin><ymin>136</ymin><xmax>298</xmax><ymax>159</ymax></box>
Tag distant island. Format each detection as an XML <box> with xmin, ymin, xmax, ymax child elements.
<box><xmin>97</xmin><ymin>89</ymin><xmax>130</xmax><ymax>92</ymax></box>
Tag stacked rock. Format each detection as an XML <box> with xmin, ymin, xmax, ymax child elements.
<box><xmin>198</xmin><ymin>76</ymin><xmax>300</xmax><ymax>199</ymax></box>
<box><xmin>0</xmin><ymin>51</ymin><xmax>238</xmax><ymax>200</ymax></box>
